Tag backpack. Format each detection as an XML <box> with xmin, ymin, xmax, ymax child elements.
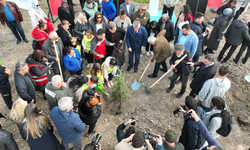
<box><xmin>209</xmin><ymin>112</ymin><xmax>234</xmax><ymax>137</ymax></box>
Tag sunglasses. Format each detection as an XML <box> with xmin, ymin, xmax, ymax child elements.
<box><xmin>36</xmin><ymin>4</ymin><xmax>40</xmax><ymax>7</ymax></box>
<box><xmin>62</xmin><ymin>21</ymin><xmax>69</xmax><ymax>25</ymax></box>
<box><xmin>96</xmin><ymin>16</ymin><xmax>102</xmax><ymax>19</ymax></box>
<box><xmin>141</xmin><ymin>9</ymin><xmax>146</xmax><ymax>11</ymax></box>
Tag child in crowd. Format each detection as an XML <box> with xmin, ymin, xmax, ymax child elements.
<box><xmin>102</xmin><ymin>56</ymin><xmax>117</xmax><ymax>88</ymax></box>
<box><xmin>82</xmin><ymin>76</ymin><xmax>99</xmax><ymax>91</ymax></box>
<box><xmin>82</xmin><ymin>29</ymin><xmax>94</xmax><ymax>68</ymax></box>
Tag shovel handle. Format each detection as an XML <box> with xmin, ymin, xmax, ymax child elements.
<box><xmin>138</xmin><ymin>45</ymin><xmax>153</xmax><ymax>81</ymax></box>
<box><xmin>53</xmin><ymin>41</ymin><xmax>64</xmax><ymax>81</ymax></box>
<box><xmin>150</xmin><ymin>54</ymin><xmax>187</xmax><ymax>88</ymax></box>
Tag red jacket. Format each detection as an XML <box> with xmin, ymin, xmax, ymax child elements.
<box><xmin>93</xmin><ymin>39</ymin><xmax>106</xmax><ymax>60</ymax></box>
<box><xmin>28</xmin><ymin>64</ymin><xmax>48</xmax><ymax>87</ymax></box>
<box><xmin>31</xmin><ymin>26</ymin><xmax>49</xmax><ymax>47</ymax></box>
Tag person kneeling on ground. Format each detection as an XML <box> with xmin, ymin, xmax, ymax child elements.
<box><xmin>116</xmin><ymin>118</ymin><xmax>136</xmax><ymax>142</ymax></box>
<box><xmin>102</xmin><ymin>56</ymin><xmax>118</xmax><ymax>88</ymax></box>
<box><xmin>83</xmin><ymin>76</ymin><xmax>99</xmax><ymax>91</ymax></box>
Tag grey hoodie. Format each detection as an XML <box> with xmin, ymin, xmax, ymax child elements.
<box><xmin>198</xmin><ymin>77</ymin><xmax>231</xmax><ymax>108</ymax></box>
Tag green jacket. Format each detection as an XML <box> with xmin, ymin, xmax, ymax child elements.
<box><xmin>83</xmin><ymin>1</ymin><xmax>98</xmax><ymax>18</ymax></box>
<box><xmin>45</xmin><ymin>82</ymin><xmax>67</xmax><ymax>111</ymax></box>
<box><xmin>129</xmin><ymin>10</ymin><xmax>150</xmax><ymax>27</ymax></box>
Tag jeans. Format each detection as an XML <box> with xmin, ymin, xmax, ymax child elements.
<box><xmin>218</xmin><ymin>42</ymin><xmax>238</xmax><ymax>62</ymax></box>
<box><xmin>162</xmin><ymin>5</ymin><xmax>175</xmax><ymax>20</ymax></box>
<box><xmin>235</xmin><ymin>43</ymin><xmax>250</xmax><ymax>63</ymax></box>
<box><xmin>62</xmin><ymin>137</ymin><xmax>82</xmax><ymax>150</ymax></box>
<box><xmin>198</xmin><ymin>103</ymin><xmax>213</xmax><ymax>112</ymax></box>
<box><xmin>52</xmin><ymin>63</ymin><xmax>65</xmax><ymax>81</ymax></box>
<box><xmin>192</xmin><ymin>55</ymin><xmax>200</xmax><ymax>72</ymax></box>
<box><xmin>129</xmin><ymin>48</ymin><xmax>141</xmax><ymax>69</ymax></box>
<box><xmin>174</xmin><ymin>27</ymin><xmax>180</xmax><ymax>45</ymax></box>
<box><xmin>7</xmin><ymin>21</ymin><xmax>26</xmax><ymax>40</ymax></box>
<box><xmin>0</xmin><ymin>82</ymin><xmax>13</xmax><ymax>109</ymax></box>
<box><xmin>152</xmin><ymin>59</ymin><xmax>168</xmax><ymax>77</ymax></box>
<box><xmin>170</xmin><ymin>72</ymin><xmax>190</xmax><ymax>94</ymax></box>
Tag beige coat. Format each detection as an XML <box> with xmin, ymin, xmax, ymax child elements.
<box><xmin>114</xmin><ymin>137</ymin><xmax>153</xmax><ymax>150</ymax></box>
<box><xmin>151</xmin><ymin>30</ymin><xmax>172</xmax><ymax>63</ymax></box>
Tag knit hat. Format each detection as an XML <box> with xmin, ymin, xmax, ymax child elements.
<box><xmin>161</xmin><ymin>14</ymin><xmax>169</xmax><ymax>22</ymax></box>
<box><xmin>223</xmin><ymin>8</ymin><xmax>233</xmax><ymax>17</ymax></box>
<box><xmin>165</xmin><ymin>130</ymin><xmax>177</xmax><ymax>143</ymax></box>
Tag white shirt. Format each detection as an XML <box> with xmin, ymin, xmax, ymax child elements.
<box><xmin>126</xmin><ymin>4</ymin><xmax>130</xmax><ymax>15</ymax></box>
<box><xmin>96</xmin><ymin>24</ymin><xmax>102</xmax><ymax>32</ymax></box>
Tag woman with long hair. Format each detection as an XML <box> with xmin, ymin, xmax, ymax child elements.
<box><xmin>89</xmin><ymin>11</ymin><xmax>108</xmax><ymax>35</ymax></box>
<box><xmin>66</xmin><ymin>75</ymin><xmax>88</xmax><ymax>106</ymax></box>
<box><xmin>89</xmin><ymin>63</ymin><xmax>104</xmax><ymax>85</ymax></box>
<box><xmin>31</xmin><ymin>21</ymin><xmax>49</xmax><ymax>48</ymax></box>
<box><xmin>19</xmin><ymin>103</ymin><xmax>64</xmax><ymax>150</ymax></box>
<box><xmin>174</xmin><ymin>4</ymin><xmax>193</xmax><ymax>44</ymax></box>
<box><xmin>9</xmin><ymin>98</ymin><xmax>28</xmax><ymax>127</ymax></box>
<box><xmin>74</xmin><ymin>12</ymin><xmax>91</xmax><ymax>42</ymax></box>
<box><xmin>202</xmin><ymin>97</ymin><xmax>232</xmax><ymax>139</ymax></box>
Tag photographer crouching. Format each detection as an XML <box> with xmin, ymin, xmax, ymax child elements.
<box><xmin>84</xmin><ymin>134</ymin><xmax>102</xmax><ymax>150</ymax></box>
<box><xmin>116</xmin><ymin>118</ymin><xmax>137</xmax><ymax>142</ymax></box>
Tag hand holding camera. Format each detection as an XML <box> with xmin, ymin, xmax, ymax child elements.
<box><xmin>153</xmin><ymin>135</ymin><xmax>162</xmax><ymax>144</ymax></box>
<box><xmin>126</xmin><ymin>118</ymin><xmax>136</xmax><ymax>125</ymax></box>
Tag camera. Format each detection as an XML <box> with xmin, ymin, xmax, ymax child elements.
<box><xmin>143</xmin><ymin>131</ymin><xmax>159</xmax><ymax>139</ymax></box>
<box><xmin>92</xmin><ymin>134</ymin><xmax>102</xmax><ymax>149</ymax></box>
<box><xmin>204</xmin><ymin>30</ymin><xmax>209</xmax><ymax>34</ymax></box>
<box><xmin>131</xmin><ymin>117</ymin><xmax>136</xmax><ymax>126</ymax></box>
<box><xmin>173</xmin><ymin>108</ymin><xmax>180</xmax><ymax>115</ymax></box>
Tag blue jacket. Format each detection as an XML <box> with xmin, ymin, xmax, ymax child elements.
<box><xmin>102</xmin><ymin>0</ymin><xmax>116</xmax><ymax>19</ymax></box>
<box><xmin>178</xmin><ymin>30</ymin><xmax>198</xmax><ymax>58</ymax></box>
<box><xmin>126</xmin><ymin>25</ymin><xmax>148</xmax><ymax>51</ymax></box>
<box><xmin>63</xmin><ymin>48</ymin><xmax>82</xmax><ymax>72</ymax></box>
<box><xmin>50</xmin><ymin>107</ymin><xmax>86</xmax><ymax>143</ymax></box>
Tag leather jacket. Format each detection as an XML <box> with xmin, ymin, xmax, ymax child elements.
<box><xmin>0</xmin><ymin>1</ymin><xmax>23</xmax><ymax>25</ymax></box>
<box><xmin>0</xmin><ymin>129</ymin><xmax>19</xmax><ymax>150</ymax></box>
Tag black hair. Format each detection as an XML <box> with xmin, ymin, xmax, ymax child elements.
<box><xmin>84</xmin><ymin>144</ymin><xmax>94</xmax><ymax>150</ymax></box>
<box><xmin>182</xmin><ymin>24</ymin><xmax>191</xmax><ymax>30</ymax></box>
<box><xmin>96</xmin><ymin>28</ymin><xmax>105</xmax><ymax>36</ymax></box>
<box><xmin>125</xmin><ymin>126</ymin><xmax>136</xmax><ymax>138</ymax></box>
<box><xmin>205</xmin><ymin>54</ymin><xmax>214</xmax><ymax>62</ymax></box>
<box><xmin>195</xmin><ymin>12</ymin><xmax>204</xmax><ymax>19</ymax></box>
<box><xmin>68</xmin><ymin>75</ymin><xmax>89</xmax><ymax>93</ymax></box>
<box><xmin>38</xmin><ymin>21</ymin><xmax>45</xmax><ymax>28</ymax></box>
<box><xmin>218</xmin><ymin>65</ymin><xmax>229</xmax><ymax>76</ymax></box>
<box><xmin>86</xmin><ymin>29</ymin><xmax>93</xmax><ymax>34</ymax></box>
<box><xmin>185</xmin><ymin>96</ymin><xmax>197</xmax><ymax>110</ymax></box>
<box><xmin>87</xmin><ymin>0</ymin><xmax>93</xmax><ymax>4</ymax></box>
<box><xmin>211</xmin><ymin>97</ymin><xmax>232</xmax><ymax>128</ymax></box>
<box><xmin>120</xmin><ymin>9</ymin><xmax>127</xmax><ymax>16</ymax></box>
<box><xmin>151</xmin><ymin>20</ymin><xmax>157</xmax><ymax>27</ymax></box>
<box><xmin>90</xmin><ymin>76</ymin><xmax>98</xmax><ymax>83</ymax></box>
<box><xmin>228</xmin><ymin>0</ymin><xmax>237</xmax><ymax>7</ymax></box>
<box><xmin>110</xmin><ymin>58</ymin><xmax>117</xmax><ymax>66</ymax></box>
<box><xmin>132</xmin><ymin>132</ymin><xmax>145</xmax><ymax>148</ymax></box>
<box><xmin>63</xmin><ymin>47</ymin><xmax>73</xmax><ymax>55</ymax></box>
<box><xmin>183</xmin><ymin>4</ymin><xmax>192</xmax><ymax>16</ymax></box>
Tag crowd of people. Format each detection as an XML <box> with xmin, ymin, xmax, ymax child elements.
<box><xmin>0</xmin><ymin>0</ymin><xmax>249</xmax><ymax>149</ymax></box>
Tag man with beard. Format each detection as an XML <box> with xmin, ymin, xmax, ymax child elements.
<box><xmin>166</xmin><ymin>44</ymin><xmax>193</xmax><ymax>98</ymax></box>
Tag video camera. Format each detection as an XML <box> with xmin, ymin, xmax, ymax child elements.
<box><xmin>143</xmin><ymin>131</ymin><xmax>159</xmax><ymax>139</ymax></box>
<box><xmin>92</xmin><ymin>134</ymin><xmax>102</xmax><ymax>149</ymax></box>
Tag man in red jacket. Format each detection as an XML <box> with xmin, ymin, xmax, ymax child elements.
<box><xmin>0</xmin><ymin>0</ymin><xmax>28</xmax><ymax>44</ymax></box>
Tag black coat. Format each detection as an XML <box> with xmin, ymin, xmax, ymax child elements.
<box><xmin>158</xmin><ymin>19</ymin><xmax>174</xmax><ymax>41</ymax></box>
<box><xmin>105</xmin><ymin>27</ymin><xmax>125</xmax><ymax>56</ymax></box>
<box><xmin>179</xmin><ymin>107</ymin><xmax>206</xmax><ymax>150</ymax></box>
<box><xmin>146</xmin><ymin>22</ymin><xmax>159</xmax><ymax>37</ymax></box>
<box><xmin>190</xmin><ymin>21</ymin><xmax>208</xmax><ymax>57</ymax></box>
<box><xmin>19</xmin><ymin>123</ymin><xmax>64</xmax><ymax>150</ymax></box>
<box><xmin>73</xmin><ymin>21</ymin><xmax>90</xmax><ymax>41</ymax></box>
<box><xmin>14</xmin><ymin>71</ymin><xmax>36</xmax><ymax>103</ymax></box>
<box><xmin>0</xmin><ymin>129</ymin><xmax>19</xmax><ymax>150</ymax></box>
<box><xmin>25</xmin><ymin>54</ymin><xmax>51</xmax><ymax>91</ymax></box>
<box><xmin>190</xmin><ymin>62</ymin><xmax>217</xmax><ymax>95</ymax></box>
<box><xmin>217</xmin><ymin>4</ymin><xmax>235</xmax><ymax>22</ymax></box>
<box><xmin>207</xmin><ymin>15</ymin><xmax>228</xmax><ymax>50</ymax></box>
<box><xmin>58</xmin><ymin>6</ymin><xmax>75</xmax><ymax>29</ymax></box>
<box><xmin>78</xmin><ymin>90</ymin><xmax>102</xmax><ymax>125</ymax></box>
<box><xmin>0</xmin><ymin>65</ymin><xmax>9</xmax><ymax>83</ymax></box>
<box><xmin>225</xmin><ymin>20</ymin><xmax>250</xmax><ymax>46</ymax></box>
<box><xmin>169</xmin><ymin>50</ymin><xmax>193</xmax><ymax>76</ymax></box>
<box><xmin>116</xmin><ymin>122</ymin><xmax>127</xmax><ymax>143</ymax></box>
<box><xmin>56</xmin><ymin>24</ymin><xmax>74</xmax><ymax>48</ymax></box>
<box><xmin>242</xmin><ymin>22</ymin><xmax>250</xmax><ymax>45</ymax></box>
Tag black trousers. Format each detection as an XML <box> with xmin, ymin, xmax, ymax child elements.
<box><xmin>152</xmin><ymin>59</ymin><xmax>168</xmax><ymax>77</ymax></box>
<box><xmin>233</xmin><ymin>7</ymin><xmax>245</xmax><ymax>21</ymax></box>
<box><xmin>146</xmin><ymin>42</ymin><xmax>154</xmax><ymax>52</ymax></box>
<box><xmin>67</xmin><ymin>0</ymin><xmax>74</xmax><ymax>6</ymax></box>
<box><xmin>170</xmin><ymin>72</ymin><xmax>190</xmax><ymax>94</ymax></box>
<box><xmin>80</xmin><ymin>0</ymin><xmax>85</xmax><ymax>9</ymax></box>
<box><xmin>162</xmin><ymin>5</ymin><xmax>175</xmax><ymax>20</ymax></box>
<box><xmin>85</xmin><ymin>52</ymin><xmax>93</xmax><ymax>63</ymax></box>
<box><xmin>94</xmin><ymin>58</ymin><xmax>105</xmax><ymax>64</ymax></box>
<box><xmin>218</xmin><ymin>42</ymin><xmax>238</xmax><ymax>62</ymax></box>
<box><xmin>0</xmin><ymin>82</ymin><xmax>13</xmax><ymax>109</ymax></box>
<box><xmin>235</xmin><ymin>43</ymin><xmax>250</xmax><ymax>63</ymax></box>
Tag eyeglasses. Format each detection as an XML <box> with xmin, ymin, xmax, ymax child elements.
<box><xmin>36</xmin><ymin>4</ymin><xmax>40</xmax><ymax>7</ymax></box>
<box><xmin>141</xmin><ymin>9</ymin><xmax>146</xmax><ymax>12</ymax></box>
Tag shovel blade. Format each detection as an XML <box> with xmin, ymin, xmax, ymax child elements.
<box><xmin>131</xmin><ymin>80</ymin><xmax>142</xmax><ymax>90</ymax></box>
<box><xmin>144</xmin><ymin>85</ymin><xmax>151</xmax><ymax>94</ymax></box>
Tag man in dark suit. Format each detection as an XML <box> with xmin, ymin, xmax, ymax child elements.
<box><xmin>119</xmin><ymin>0</ymin><xmax>135</xmax><ymax>17</ymax></box>
<box><xmin>187</xmin><ymin>54</ymin><xmax>217</xmax><ymax>98</ymax></box>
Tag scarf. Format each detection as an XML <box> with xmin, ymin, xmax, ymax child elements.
<box><xmin>32</xmin><ymin>0</ymin><xmax>46</xmax><ymax>19</ymax></box>
<box><xmin>61</xmin><ymin>0</ymin><xmax>70</xmax><ymax>14</ymax></box>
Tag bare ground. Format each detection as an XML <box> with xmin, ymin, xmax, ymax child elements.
<box><xmin>0</xmin><ymin>0</ymin><xmax>250</xmax><ymax>149</ymax></box>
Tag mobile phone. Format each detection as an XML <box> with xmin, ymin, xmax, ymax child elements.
<box><xmin>183</xmin><ymin>112</ymin><xmax>191</xmax><ymax>120</ymax></box>
<box><xmin>97</xmin><ymin>95</ymin><xmax>101</xmax><ymax>102</ymax></box>
<box><xmin>204</xmin><ymin>30</ymin><xmax>208</xmax><ymax>34</ymax></box>
<box><xmin>49</xmin><ymin>61</ymin><xmax>55</xmax><ymax>66</ymax></box>
<box><xmin>148</xmin><ymin>132</ymin><xmax>159</xmax><ymax>138</ymax></box>
<box><xmin>131</xmin><ymin>117</ymin><xmax>136</xmax><ymax>126</ymax></box>
<box><xmin>173</xmin><ymin>108</ymin><xmax>180</xmax><ymax>115</ymax></box>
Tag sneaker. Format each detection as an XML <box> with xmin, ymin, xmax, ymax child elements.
<box><xmin>90</xmin><ymin>63</ymin><xmax>94</xmax><ymax>68</ymax></box>
<box><xmin>87</xmin><ymin>64</ymin><xmax>90</xmax><ymax>68</ymax></box>
<box><xmin>146</xmin><ymin>52</ymin><xmax>150</xmax><ymax>56</ymax></box>
<box><xmin>106</xmin><ymin>81</ymin><xmax>111</xmax><ymax>88</ymax></box>
<box><xmin>86</xmin><ymin>130</ymin><xmax>96</xmax><ymax>137</ymax></box>
<box><xmin>150</xmin><ymin>51</ymin><xmax>154</xmax><ymax>55</ymax></box>
<box><xmin>109</xmin><ymin>80</ymin><xmax>114</xmax><ymax>86</ymax></box>
<box><xmin>176</xmin><ymin>92</ymin><xmax>184</xmax><ymax>98</ymax></box>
